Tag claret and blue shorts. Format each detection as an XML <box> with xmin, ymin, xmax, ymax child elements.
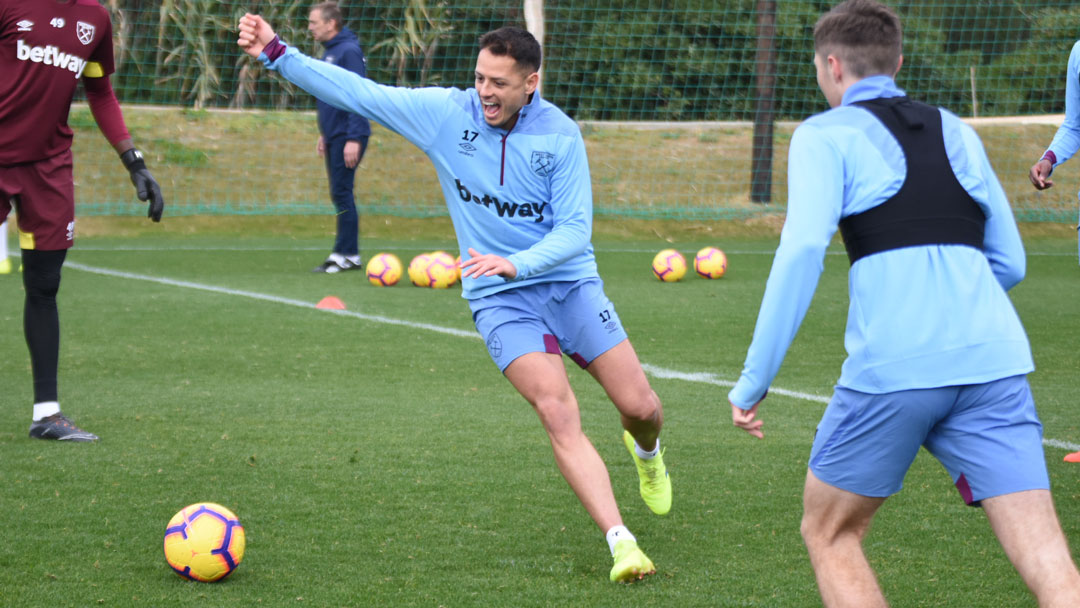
<box><xmin>469</xmin><ymin>277</ymin><xmax>628</xmax><ymax>372</ymax></box>
<box><xmin>0</xmin><ymin>150</ymin><xmax>76</xmax><ymax>251</ymax></box>
<box><xmin>809</xmin><ymin>374</ymin><xmax>1049</xmax><ymax>506</ymax></box>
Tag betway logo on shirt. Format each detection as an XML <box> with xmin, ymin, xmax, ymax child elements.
<box><xmin>16</xmin><ymin>39</ymin><xmax>88</xmax><ymax>78</ymax></box>
<box><xmin>456</xmin><ymin>179</ymin><xmax>547</xmax><ymax>223</ymax></box>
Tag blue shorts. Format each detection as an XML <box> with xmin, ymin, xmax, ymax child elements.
<box><xmin>809</xmin><ymin>375</ymin><xmax>1048</xmax><ymax>505</ymax></box>
<box><xmin>469</xmin><ymin>278</ymin><xmax>628</xmax><ymax>371</ymax></box>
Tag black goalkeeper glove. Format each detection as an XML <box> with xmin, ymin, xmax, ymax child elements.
<box><xmin>120</xmin><ymin>148</ymin><xmax>164</xmax><ymax>222</ymax></box>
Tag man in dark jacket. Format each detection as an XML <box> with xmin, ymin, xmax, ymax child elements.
<box><xmin>308</xmin><ymin>1</ymin><xmax>370</xmax><ymax>273</ymax></box>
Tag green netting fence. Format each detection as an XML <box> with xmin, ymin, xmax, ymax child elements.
<box><xmin>70</xmin><ymin>0</ymin><xmax>1080</xmax><ymax>222</ymax></box>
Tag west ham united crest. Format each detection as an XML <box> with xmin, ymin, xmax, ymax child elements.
<box><xmin>76</xmin><ymin>21</ymin><xmax>95</xmax><ymax>45</ymax></box>
<box><xmin>530</xmin><ymin>151</ymin><xmax>554</xmax><ymax>177</ymax></box>
<box><xmin>487</xmin><ymin>333</ymin><xmax>502</xmax><ymax>358</ymax></box>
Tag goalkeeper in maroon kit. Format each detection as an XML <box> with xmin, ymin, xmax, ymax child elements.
<box><xmin>1</xmin><ymin>0</ymin><xmax>164</xmax><ymax>441</ymax></box>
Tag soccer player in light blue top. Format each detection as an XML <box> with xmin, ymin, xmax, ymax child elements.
<box><xmin>238</xmin><ymin>14</ymin><xmax>670</xmax><ymax>582</ymax></box>
<box><xmin>1029</xmin><ymin>39</ymin><xmax>1080</xmax><ymax>265</ymax></box>
<box><xmin>728</xmin><ymin>2</ymin><xmax>1080</xmax><ymax>606</ymax></box>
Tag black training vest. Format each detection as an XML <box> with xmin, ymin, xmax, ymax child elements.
<box><xmin>837</xmin><ymin>97</ymin><xmax>986</xmax><ymax>265</ymax></box>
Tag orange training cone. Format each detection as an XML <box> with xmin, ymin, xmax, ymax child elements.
<box><xmin>1064</xmin><ymin>452</ymin><xmax>1080</xmax><ymax>463</ymax></box>
<box><xmin>316</xmin><ymin>296</ymin><xmax>346</xmax><ymax>310</ymax></box>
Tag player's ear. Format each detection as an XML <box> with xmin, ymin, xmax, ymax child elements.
<box><xmin>524</xmin><ymin>71</ymin><xmax>540</xmax><ymax>95</ymax></box>
<box><xmin>894</xmin><ymin>54</ymin><xmax>904</xmax><ymax>77</ymax></box>
<box><xmin>827</xmin><ymin>54</ymin><xmax>843</xmax><ymax>83</ymax></box>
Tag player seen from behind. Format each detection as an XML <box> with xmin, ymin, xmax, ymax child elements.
<box><xmin>728</xmin><ymin>1</ymin><xmax>1080</xmax><ymax>606</ymax></box>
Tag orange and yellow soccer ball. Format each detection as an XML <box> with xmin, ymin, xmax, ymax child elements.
<box><xmin>427</xmin><ymin>251</ymin><xmax>459</xmax><ymax>288</ymax></box>
<box><xmin>410</xmin><ymin>251</ymin><xmax>458</xmax><ymax>288</ymax></box>
<box><xmin>694</xmin><ymin>246</ymin><xmax>727</xmax><ymax>279</ymax></box>
<box><xmin>651</xmin><ymin>249</ymin><xmax>687</xmax><ymax>282</ymax></box>
<box><xmin>163</xmin><ymin>502</ymin><xmax>246</xmax><ymax>582</ymax></box>
<box><xmin>366</xmin><ymin>252</ymin><xmax>403</xmax><ymax>286</ymax></box>
<box><xmin>408</xmin><ymin>253</ymin><xmax>434</xmax><ymax>287</ymax></box>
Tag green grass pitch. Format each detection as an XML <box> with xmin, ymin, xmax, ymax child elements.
<box><xmin>0</xmin><ymin>218</ymin><xmax>1077</xmax><ymax>606</ymax></box>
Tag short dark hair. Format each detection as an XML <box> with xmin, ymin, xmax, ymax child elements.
<box><xmin>478</xmin><ymin>27</ymin><xmax>542</xmax><ymax>73</ymax></box>
<box><xmin>312</xmin><ymin>1</ymin><xmax>344</xmax><ymax>31</ymax></box>
<box><xmin>814</xmin><ymin>0</ymin><xmax>902</xmax><ymax>78</ymax></box>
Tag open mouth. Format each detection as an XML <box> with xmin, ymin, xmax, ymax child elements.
<box><xmin>482</xmin><ymin>101</ymin><xmax>500</xmax><ymax>120</ymax></box>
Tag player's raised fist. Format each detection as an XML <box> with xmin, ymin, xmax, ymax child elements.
<box><xmin>237</xmin><ymin>14</ymin><xmax>276</xmax><ymax>58</ymax></box>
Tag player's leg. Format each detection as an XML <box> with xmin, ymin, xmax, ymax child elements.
<box><xmin>23</xmin><ymin>248</ymin><xmax>66</xmax><ymax>405</ymax></box>
<box><xmin>982</xmin><ymin>490</ymin><xmax>1080</xmax><ymax>607</ymax></box>
<box><xmin>925</xmin><ymin>375</ymin><xmax>1078</xmax><ymax>605</ymax></box>
<box><xmin>805</xmin><ymin>386</ymin><xmax>952</xmax><ymax>606</ymax></box>
<box><xmin>551</xmin><ymin>278</ymin><xmax>670</xmax><ymax>515</ymax></box>
<box><xmin>1</xmin><ymin>173</ymin><xmax>13</xmax><ymax>274</ymax></box>
<box><xmin>471</xmin><ymin>286</ymin><xmax>653</xmax><ymax>581</ymax></box>
<box><xmin>505</xmin><ymin>351</ymin><xmax>622</xmax><ymax>531</ymax></box>
<box><xmin>585</xmin><ymin>340</ymin><xmax>671</xmax><ymax>515</ymax></box>
<box><xmin>587</xmin><ymin>340</ymin><xmax>662</xmax><ymax>450</ymax></box>
<box><xmin>802</xmin><ymin>470</ymin><xmax>888</xmax><ymax>608</ymax></box>
<box><xmin>0</xmin><ymin>218</ymin><xmax>10</xmax><ymax>274</ymax></box>
<box><xmin>14</xmin><ymin>153</ymin><xmax>96</xmax><ymax>441</ymax></box>
<box><xmin>503</xmin><ymin>351</ymin><xmax>654</xmax><ymax>582</ymax></box>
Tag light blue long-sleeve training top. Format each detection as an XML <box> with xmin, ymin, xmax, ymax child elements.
<box><xmin>1045</xmin><ymin>42</ymin><xmax>1080</xmax><ymax>177</ymax></box>
<box><xmin>1042</xmin><ymin>40</ymin><xmax>1080</xmax><ymax>260</ymax></box>
<box><xmin>260</xmin><ymin>45</ymin><xmax>598</xmax><ymax>300</ymax></box>
<box><xmin>728</xmin><ymin>76</ymin><xmax>1034</xmax><ymax>409</ymax></box>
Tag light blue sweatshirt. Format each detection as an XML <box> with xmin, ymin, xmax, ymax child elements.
<box><xmin>729</xmin><ymin>77</ymin><xmax>1033</xmax><ymax>408</ymax></box>
<box><xmin>1042</xmin><ymin>39</ymin><xmax>1080</xmax><ymax>261</ymax></box>
<box><xmin>261</xmin><ymin>45</ymin><xmax>598</xmax><ymax>299</ymax></box>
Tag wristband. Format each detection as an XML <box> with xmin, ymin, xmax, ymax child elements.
<box><xmin>263</xmin><ymin>35</ymin><xmax>286</xmax><ymax>62</ymax></box>
<box><xmin>1041</xmin><ymin>150</ymin><xmax>1057</xmax><ymax>165</ymax></box>
<box><xmin>120</xmin><ymin>148</ymin><xmax>146</xmax><ymax>171</ymax></box>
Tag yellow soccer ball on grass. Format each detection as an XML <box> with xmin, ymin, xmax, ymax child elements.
<box><xmin>408</xmin><ymin>253</ymin><xmax>434</xmax><ymax>287</ymax></box>
<box><xmin>163</xmin><ymin>502</ymin><xmax>246</xmax><ymax>583</ymax></box>
<box><xmin>651</xmin><ymin>249</ymin><xmax>686</xmax><ymax>282</ymax></box>
<box><xmin>694</xmin><ymin>246</ymin><xmax>727</xmax><ymax>279</ymax></box>
<box><xmin>366</xmin><ymin>252</ymin><xmax>403</xmax><ymax>286</ymax></box>
<box><xmin>427</xmin><ymin>251</ymin><xmax>459</xmax><ymax>288</ymax></box>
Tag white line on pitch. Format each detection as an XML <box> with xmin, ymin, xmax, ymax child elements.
<box><xmin>63</xmin><ymin>261</ymin><xmax>479</xmax><ymax>339</ymax></box>
<box><xmin>63</xmin><ymin>259</ymin><xmax>1080</xmax><ymax>453</ymax></box>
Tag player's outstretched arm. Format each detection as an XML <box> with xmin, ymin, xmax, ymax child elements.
<box><xmin>237</xmin><ymin>14</ymin><xmax>276</xmax><ymax>59</ymax></box>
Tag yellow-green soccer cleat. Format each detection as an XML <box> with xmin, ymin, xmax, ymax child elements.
<box><xmin>0</xmin><ymin>258</ymin><xmax>11</xmax><ymax>275</ymax></box>
<box><xmin>623</xmin><ymin>430</ymin><xmax>671</xmax><ymax>515</ymax></box>
<box><xmin>609</xmin><ymin>539</ymin><xmax>655</xmax><ymax>582</ymax></box>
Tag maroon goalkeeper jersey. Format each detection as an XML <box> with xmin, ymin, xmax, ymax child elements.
<box><xmin>0</xmin><ymin>0</ymin><xmax>115</xmax><ymax>165</ymax></box>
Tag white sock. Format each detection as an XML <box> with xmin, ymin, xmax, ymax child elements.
<box><xmin>0</xmin><ymin>219</ymin><xmax>8</xmax><ymax>259</ymax></box>
<box><xmin>634</xmin><ymin>437</ymin><xmax>660</xmax><ymax>460</ymax></box>
<box><xmin>33</xmin><ymin>401</ymin><xmax>60</xmax><ymax>421</ymax></box>
<box><xmin>605</xmin><ymin>525</ymin><xmax>635</xmax><ymax>555</ymax></box>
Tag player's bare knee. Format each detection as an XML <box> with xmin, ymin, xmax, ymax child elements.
<box><xmin>620</xmin><ymin>389</ymin><xmax>662</xmax><ymax>426</ymax></box>
<box><xmin>532</xmin><ymin>396</ymin><xmax>580</xmax><ymax>437</ymax></box>
<box><xmin>800</xmin><ymin>513</ymin><xmax>824</xmax><ymax>548</ymax></box>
